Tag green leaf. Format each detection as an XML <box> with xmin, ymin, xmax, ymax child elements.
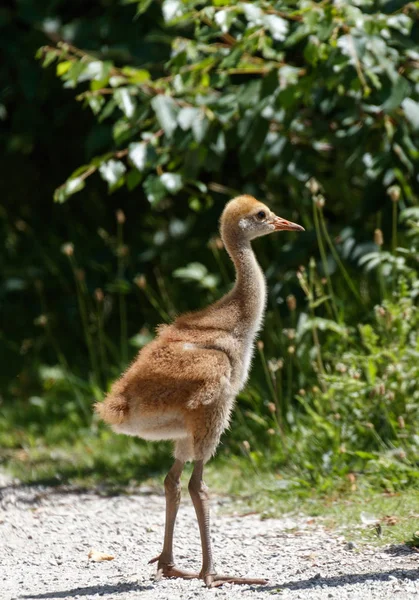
<box><xmin>192</xmin><ymin>114</ymin><xmax>210</xmax><ymax>143</ymax></box>
<box><xmin>151</xmin><ymin>95</ymin><xmax>179</xmax><ymax>137</ymax></box>
<box><xmin>284</xmin><ymin>24</ymin><xmax>310</xmax><ymax>47</ymax></box>
<box><xmin>39</xmin><ymin>365</ymin><xmax>66</xmax><ymax>381</ymax></box>
<box><xmin>56</xmin><ymin>61</ymin><xmax>72</xmax><ymax>76</ymax></box>
<box><xmin>128</xmin><ymin>142</ymin><xmax>156</xmax><ymax>173</ymax></box>
<box><xmin>90</xmin><ymin>78</ymin><xmax>109</xmax><ymax>92</ymax></box>
<box><xmin>132</xmin><ymin>0</ymin><xmax>153</xmax><ymax>14</ymax></box>
<box><xmin>87</xmin><ymin>96</ymin><xmax>105</xmax><ymax>115</ymax></box>
<box><xmin>173</xmin><ymin>262</ymin><xmax>220</xmax><ymax>290</ymax></box>
<box><xmin>64</xmin><ymin>61</ymin><xmax>87</xmax><ymax>87</ymax></box>
<box><xmin>78</xmin><ymin>61</ymin><xmax>112</xmax><ymax>83</ymax></box>
<box><xmin>130</xmin><ymin>330</ymin><xmax>154</xmax><ymax>348</ymax></box>
<box><xmin>173</xmin><ymin>262</ymin><xmax>208</xmax><ymax>281</ymax></box>
<box><xmin>113</xmin><ymin>120</ymin><xmax>132</xmax><ymax>145</ymax></box>
<box><xmin>402</xmin><ymin>98</ymin><xmax>419</xmax><ymax>131</ymax></box>
<box><xmin>242</xmin><ymin>4</ymin><xmax>263</xmax><ymax>27</ymax></box>
<box><xmin>121</xmin><ymin>67</ymin><xmax>151</xmax><ymax>84</ymax></box>
<box><xmin>201</xmin><ymin>274</ymin><xmax>219</xmax><ymax>289</ymax></box>
<box><xmin>387</xmin><ymin>14</ymin><xmax>412</xmax><ymax>36</ymax></box>
<box><xmin>41</xmin><ymin>50</ymin><xmax>57</xmax><ymax>68</ymax></box>
<box><xmin>143</xmin><ymin>174</ymin><xmax>167</xmax><ymax>205</ymax></box>
<box><xmin>353</xmin><ymin>451</ymin><xmax>377</xmax><ymax>460</ymax></box>
<box><xmin>98</xmin><ymin>99</ymin><xmax>117</xmax><ymax>122</ymax></box>
<box><xmin>297</xmin><ymin>317</ymin><xmax>348</xmax><ymax>341</ymax></box>
<box><xmin>382</xmin><ymin>76</ymin><xmax>411</xmax><ymax>112</ymax></box>
<box><xmin>109</xmin><ymin>76</ymin><xmax>127</xmax><ymax>87</ymax></box>
<box><xmin>54</xmin><ymin>176</ymin><xmax>86</xmax><ymax>203</ymax></box>
<box><xmin>215</xmin><ymin>9</ymin><xmax>234</xmax><ymax>34</ymax></box>
<box><xmin>393</xmin><ymin>143</ymin><xmax>413</xmax><ymax>174</ymax></box>
<box><xmin>126</xmin><ymin>169</ymin><xmax>142</xmax><ymax>191</ymax></box>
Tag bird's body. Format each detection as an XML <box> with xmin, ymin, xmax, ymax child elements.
<box><xmin>95</xmin><ymin>195</ymin><xmax>304</xmax><ymax>587</ymax></box>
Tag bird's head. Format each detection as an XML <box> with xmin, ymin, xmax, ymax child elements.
<box><xmin>220</xmin><ymin>195</ymin><xmax>304</xmax><ymax>243</ymax></box>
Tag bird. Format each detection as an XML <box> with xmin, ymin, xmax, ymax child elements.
<box><xmin>95</xmin><ymin>195</ymin><xmax>304</xmax><ymax>588</ymax></box>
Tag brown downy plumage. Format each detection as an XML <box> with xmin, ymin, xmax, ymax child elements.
<box><xmin>95</xmin><ymin>195</ymin><xmax>304</xmax><ymax>587</ymax></box>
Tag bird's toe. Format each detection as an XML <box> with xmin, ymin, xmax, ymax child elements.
<box><xmin>149</xmin><ymin>556</ymin><xmax>199</xmax><ymax>581</ymax></box>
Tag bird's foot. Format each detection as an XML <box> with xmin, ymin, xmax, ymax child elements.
<box><xmin>203</xmin><ymin>572</ymin><xmax>268</xmax><ymax>588</ymax></box>
<box><xmin>149</xmin><ymin>555</ymin><xmax>199</xmax><ymax>581</ymax></box>
<box><xmin>149</xmin><ymin>556</ymin><xmax>267</xmax><ymax>588</ymax></box>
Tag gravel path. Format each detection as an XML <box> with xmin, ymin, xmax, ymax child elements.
<box><xmin>1</xmin><ymin>475</ymin><xmax>419</xmax><ymax>600</ymax></box>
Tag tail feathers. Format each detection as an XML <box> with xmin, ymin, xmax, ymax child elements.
<box><xmin>95</xmin><ymin>394</ymin><xmax>130</xmax><ymax>426</ymax></box>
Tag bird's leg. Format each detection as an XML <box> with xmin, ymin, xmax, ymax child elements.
<box><xmin>188</xmin><ymin>460</ymin><xmax>268</xmax><ymax>588</ymax></box>
<box><xmin>149</xmin><ymin>459</ymin><xmax>198</xmax><ymax>581</ymax></box>
<box><xmin>188</xmin><ymin>460</ymin><xmax>216</xmax><ymax>583</ymax></box>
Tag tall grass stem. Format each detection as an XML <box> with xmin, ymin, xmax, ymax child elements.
<box><xmin>313</xmin><ymin>203</ymin><xmax>339</xmax><ymax>321</ymax></box>
<box><xmin>318</xmin><ymin>209</ymin><xmax>363</xmax><ymax>304</ymax></box>
<box><xmin>117</xmin><ymin>218</ymin><xmax>128</xmax><ymax>366</ymax></box>
<box><xmin>68</xmin><ymin>257</ymin><xmax>101</xmax><ymax>387</ymax></box>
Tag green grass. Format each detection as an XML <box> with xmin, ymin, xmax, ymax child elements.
<box><xmin>1</xmin><ymin>428</ymin><xmax>171</xmax><ymax>488</ymax></box>
<box><xmin>210</xmin><ymin>461</ymin><xmax>419</xmax><ymax>549</ymax></box>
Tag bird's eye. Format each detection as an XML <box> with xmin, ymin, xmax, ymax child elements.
<box><xmin>256</xmin><ymin>210</ymin><xmax>266</xmax><ymax>220</ymax></box>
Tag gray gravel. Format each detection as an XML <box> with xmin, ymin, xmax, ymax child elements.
<box><xmin>1</xmin><ymin>474</ymin><xmax>419</xmax><ymax>600</ymax></box>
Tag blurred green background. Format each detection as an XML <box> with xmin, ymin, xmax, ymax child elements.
<box><xmin>2</xmin><ymin>0</ymin><xmax>419</xmax><ymax>510</ymax></box>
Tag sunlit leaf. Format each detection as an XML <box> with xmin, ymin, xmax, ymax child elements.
<box><xmin>121</xmin><ymin>67</ymin><xmax>151</xmax><ymax>84</ymax></box>
<box><xmin>173</xmin><ymin>262</ymin><xmax>208</xmax><ymax>280</ymax></box>
<box><xmin>264</xmin><ymin>14</ymin><xmax>288</xmax><ymax>41</ymax></box>
<box><xmin>130</xmin><ymin>330</ymin><xmax>154</xmax><ymax>348</ymax></box>
<box><xmin>162</xmin><ymin>0</ymin><xmax>183</xmax><ymax>22</ymax></box>
<box><xmin>160</xmin><ymin>172</ymin><xmax>183</xmax><ymax>193</ymax></box>
<box><xmin>56</xmin><ymin>61</ymin><xmax>72</xmax><ymax>76</ymax></box>
<box><xmin>128</xmin><ymin>142</ymin><xmax>147</xmax><ymax>171</ymax></box>
<box><xmin>87</xmin><ymin>96</ymin><xmax>105</xmax><ymax>115</ymax></box>
<box><xmin>178</xmin><ymin>107</ymin><xmax>200</xmax><ymax>130</ymax></box>
<box><xmin>192</xmin><ymin>114</ymin><xmax>209</xmax><ymax>142</ymax></box>
<box><xmin>151</xmin><ymin>95</ymin><xmax>179</xmax><ymax>137</ymax></box>
<box><xmin>98</xmin><ymin>160</ymin><xmax>126</xmax><ymax>187</ymax></box>
<box><xmin>114</xmin><ymin>88</ymin><xmax>136</xmax><ymax>118</ymax></box>
<box><xmin>402</xmin><ymin>98</ymin><xmax>419</xmax><ymax>131</ymax></box>
<box><xmin>54</xmin><ymin>175</ymin><xmax>86</xmax><ymax>203</ymax></box>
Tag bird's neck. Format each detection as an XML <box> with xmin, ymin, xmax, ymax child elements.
<box><xmin>223</xmin><ymin>231</ymin><xmax>267</xmax><ymax>334</ymax></box>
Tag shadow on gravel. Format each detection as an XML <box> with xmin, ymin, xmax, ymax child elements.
<box><xmin>0</xmin><ymin>482</ymin><xmax>162</xmax><ymax>506</ymax></box>
<box><xmin>20</xmin><ymin>582</ymin><xmax>154</xmax><ymax>599</ymax></box>
<box><xmin>384</xmin><ymin>544</ymin><xmax>416</xmax><ymax>556</ymax></box>
<box><xmin>20</xmin><ymin>568</ymin><xmax>419</xmax><ymax>598</ymax></box>
<box><xmin>265</xmin><ymin>567</ymin><xmax>419</xmax><ymax>592</ymax></box>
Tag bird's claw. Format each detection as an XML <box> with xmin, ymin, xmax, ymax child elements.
<box><xmin>149</xmin><ymin>555</ymin><xmax>199</xmax><ymax>581</ymax></box>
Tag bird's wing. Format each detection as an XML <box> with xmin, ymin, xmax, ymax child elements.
<box><xmin>181</xmin><ymin>345</ymin><xmax>232</xmax><ymax>409</ymax></box>
<box><xmin>131</xmin><ymin>340</ymin><xmax>233</xmax><ymax>410</ymax></box>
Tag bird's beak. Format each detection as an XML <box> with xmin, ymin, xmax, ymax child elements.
<box><xmin>271</xmin><ymin>215</ymin><xmax>305</xmax><ymax>232</ymax></box>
